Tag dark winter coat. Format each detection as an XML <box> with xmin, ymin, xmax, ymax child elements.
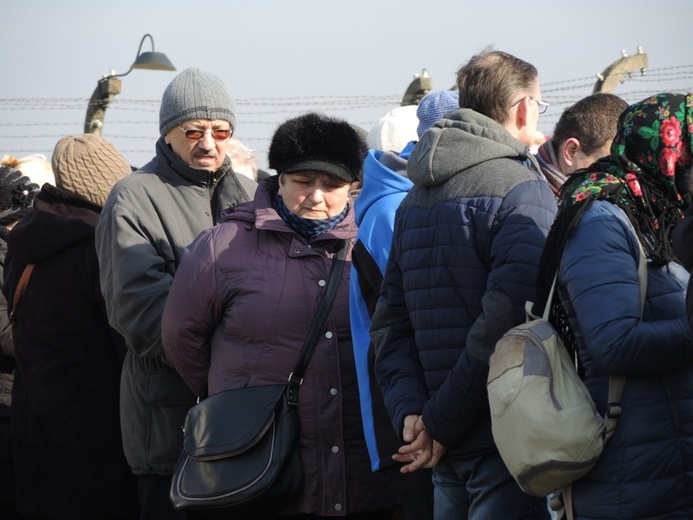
<box><xmin>3</xmin><ymin>185</ymin><xmax>139</xmax><ymax>519</ymax></box>
<box><xmin>374</xmin><ymin>109</ymin><xmax>557</xmax><ymax>459</ymax></box>
<box><xmin>162</xmin><ymin>176</ymin><xmax>396</xmax><ymax>516</ymax></box>
<box><xmin>576</xmin><ymin>200</ymin><xmax>693</xmax><ymax>520</ymax></box>
<box><xmin>95</xmin><ymin>138</ymin><xmax>256</xmax><ymax>475</ymax></box>
<box><xmin>0</xmin><ymin>234</ymin><xmax>14</xmax><ymax>508</ymax></box>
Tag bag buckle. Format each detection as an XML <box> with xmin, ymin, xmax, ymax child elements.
<box><xmin>606</xmin><ymin>402</ymin><xmax>623</xmax><ymax>418</ymax></box>
<box><xmin>287</xmin><ymin>372</ymin><xmax>303</xmax><ymax>386</ymax></box>
<box><xmin>287</xmin><ymin>372</ymin><xmax>303</xmax><ymax>407</ymax></box>
<box><xmin>548</xmin><ymin>492</ymin><xmax>564</xmax><ymax>511</ymax></box>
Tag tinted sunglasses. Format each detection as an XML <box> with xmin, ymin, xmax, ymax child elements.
<box><xmin>178</xmin><ymin>127</ymin><xmax>232</xmax><ymax>141</ymax></box>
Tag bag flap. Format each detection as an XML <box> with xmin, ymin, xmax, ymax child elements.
<box><xmin>183</xmin><ymin>383</ymin><xmax>287</xmax><ymax>459</ymax></box>
<box><xmin>488</xmin><ymin>333</ymin><xmax>525</xmax><ymax>383</ymax></box>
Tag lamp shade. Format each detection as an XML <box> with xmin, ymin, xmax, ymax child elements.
<box><xmin>131</xmin><ymin>51</ymin><xmax>176</xmax><ymax>71</ymax></box>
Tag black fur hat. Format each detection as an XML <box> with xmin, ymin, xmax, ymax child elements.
<box><xmin>268</xmin><ymin>113</ymin><xmax>367</xmax><ymax>183</ymax></box>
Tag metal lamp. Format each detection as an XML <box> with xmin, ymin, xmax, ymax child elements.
<box><xmin>84</xmin><ymin>34</ymin><xmax>176</xmax><ymax>135</ymax></box>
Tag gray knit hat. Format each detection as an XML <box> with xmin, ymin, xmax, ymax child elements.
<box><xmin>159</xmin><ymin>68</ymin><xmax>236</xmax><ymax>137</ymax></box>
<box><xmin>51</xmin><ymin>134</ymin><xmax>131</xmax><ymax>207</ymax></box>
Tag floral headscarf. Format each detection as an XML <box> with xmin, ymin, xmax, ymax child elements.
<box><xmin>536</xmin><ymin>93</ymin><xmax>693</xmax><ymax>311</ymax></box>
<box><xmin>557</xmin><ymin>93</ymin><xmax>692</xmax><ymax>263</ymax></box>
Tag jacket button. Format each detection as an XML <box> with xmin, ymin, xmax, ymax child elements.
<box><xmin>325</xmin><ymin>331</ymin><xmax>333</xmax><ymax>339</ymax></box>
<box><xmin>331</xmin><ymin>446</ymin><xmax>340</xmax><ymax>454</ymax></box>
<box><xmin>294</xmin><ymin>249</ymin><xmax>301</xmax><ymax>254</ymax></box>
<box><xmin>330</xmin><ymin>388</ymin><xmax>338</xmax><ymax>396</ymax></box>
<box><xmin>334</xmin><ymin>504</ymin><xmax>343</xmax><ymax>512</ymax></box>
<box><xmin>318</xmin><ymin>279</ymin><xmax>326</xmax><ymax>287</ymax></box>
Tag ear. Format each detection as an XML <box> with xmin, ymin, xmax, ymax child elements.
<box><xmin>561</xmin><ymin>138</ymin><xmax>581</xmax><ymax>168</ymax></box>
<box><xmin>515</xmin><ymin>97</ymin><xmax>529</xmax><ymax>128</ymax></box>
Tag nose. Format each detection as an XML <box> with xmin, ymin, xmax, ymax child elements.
<box><xmin>309</xmin><ymin>188</ymin><xmax>325</xmax><ymax>204</ymax></box>
<box><xmin>197</xmin><ymin>132</ymin><xmax>216</xmax><ymax>150</ymax></box>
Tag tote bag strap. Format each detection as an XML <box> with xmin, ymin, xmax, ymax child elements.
<box><xmin>287</xmin><ymin>239</ymin><xmax>349</xmax><ymax>405</ymax></box>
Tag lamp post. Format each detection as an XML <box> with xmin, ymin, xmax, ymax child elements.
<box><xmin>401</xmin><ymin>69</ymin><xmax>432</xmax><ymax>106</ymax></box>
<box><xmin>592</xmin><ymin>47</ymin><xmax>648</xmax><ymax>94</ymax></box>
<box><xmin>84</xmin><ymin>34</ymin><xmax>176</xmax><ymax>136</ymax></box>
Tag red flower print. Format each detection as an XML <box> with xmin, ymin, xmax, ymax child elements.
<box><xmin>661</xmin><ymin>116</ymin><xmax>682</xmax><ymax>146</ymax></box>
<box><xmin>678</xmin><ymin>146</ymin><xmax>692</xmax><ymax>166</ymax></box>
<box><xmin>659</xmin><ymin>147</ymin><xmax>678</xmax><ymax>177</ymax></box>
<box><xmin>590</xmin><ymin>173</ymin><xmax>598</xmax><ymax>181</ymax></box>
<box><xmin>575</xmin><ymin>191</ymin><xmax>587</xmax><ymax>202</ymax></box>
<box><xmin>626</xmin><ymin>173</ymin><xmax>643</xmax><ymax>197</ymax></box>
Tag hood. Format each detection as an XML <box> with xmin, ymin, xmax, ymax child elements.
<box><xmin>408</xmin><ymin>108</ymin><xmax>533</xmax><ymax>187</ymax></box>
<box><xmin>355</xmin><ymin>144</ymin><xmax>414</xmax><ymax>227</ymax></box>
<box><xmin>8</xmin><ymin>184</ymin><xmax>100</xmax><ymax>265</ymax></box>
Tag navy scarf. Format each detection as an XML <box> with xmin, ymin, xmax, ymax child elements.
<box><xmin>273</xmin><ymin>195</ymin><xmax>348</xmax><ymax>242</ymax></box>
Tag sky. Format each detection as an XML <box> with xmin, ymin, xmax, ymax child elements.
<box><xmin>2</xmin><ymin>0</ymin><xmax>692</xmax><ymax>171</ymax></box>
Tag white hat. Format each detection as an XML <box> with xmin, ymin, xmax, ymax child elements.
<box><xmin>366</xmin><ymin>105</ymin><xmax>418</xmax><ymax>153</ymax></box>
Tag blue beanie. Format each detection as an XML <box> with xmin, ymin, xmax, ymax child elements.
<box><xmin>416</xmin><ymin>90</ymin><xmax>460</xmax><ymax>138</ymax></box>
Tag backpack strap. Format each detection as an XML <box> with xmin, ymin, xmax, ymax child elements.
<box><xmin>603</xmin><ymin>223</ymin><xmax>647</xmax><ymax>441</ymax></box>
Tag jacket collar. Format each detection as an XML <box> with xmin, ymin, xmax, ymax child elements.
<box><xmin>155</xmin><ymin>137</ymin><xmax>231</xmax><ymax>188</ymax></box>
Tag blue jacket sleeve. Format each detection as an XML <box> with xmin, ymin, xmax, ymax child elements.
<box><xmin>562</xmin><ymin>205</ymin><xmax>693</xmax><ymax>375</ymax></box>
<box><xmin>373</xmin><ymin>253</ymin><xmax>429</xmax><ymax>437</ymax></box>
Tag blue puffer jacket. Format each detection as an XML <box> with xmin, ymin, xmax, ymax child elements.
<box><xmin>559</xmin><ymin>201</ymin><xmax>693</xmax><ymax>520</ymax></box>
<box><xmin>350</xmin><ymin>143</ymin><xmax>414</xmax><ymax>472</ymax></box>
<box><xmin>373</xmin><ymin>109</ymin><xmax>557</xmax><ymax>458</ymax></box>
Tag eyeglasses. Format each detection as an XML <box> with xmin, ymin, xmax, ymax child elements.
<box><xmin>510</xmin><ymin>96</ymin><xmax>550</xmax><ymax>114</ymax></box>
<box><xmin>178</xmin><ymin>127</ymin><xmax>232</xmax><ymax>141</ymax></box>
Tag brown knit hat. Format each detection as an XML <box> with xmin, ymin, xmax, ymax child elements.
<box><xmin>51</xmin><ymin>134</ymin><xmax>131</xmax><ymax>207</ymax></box>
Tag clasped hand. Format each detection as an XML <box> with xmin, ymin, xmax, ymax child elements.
<box><xmin>392</xmin><ymin>414</ymin><xmax>446</xmax><ymax>473</ymax></box>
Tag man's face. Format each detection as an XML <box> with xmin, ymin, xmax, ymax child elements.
<box><xmin>164</xmin><ymin>118</ymin><xmax>232</xmax><ymax>171</ymax></box>
<box><xmin>558</xmin><ymin>139</ymin><xmax>613</xmax><ymax>175</ymax></box>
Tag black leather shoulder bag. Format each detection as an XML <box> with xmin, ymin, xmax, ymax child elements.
<box><xmin>170</xmin><ymin>239</ymin><xmax>349</xmax><ymax>518</ymax></box>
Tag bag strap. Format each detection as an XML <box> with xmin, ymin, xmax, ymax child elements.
<box><xmin>603</xmin><ymin>230</ymin><xmax>647</xmax><ymax>440</ymax></box>
<box><xmin>9</xmin><ymin>264</ymin><xmax>36</xmax><ymax>351</ymax></box>
<box><xmin>287</xmin><ymin>239</ymin><xmax>349</xmax><ymax>406</ymax></box>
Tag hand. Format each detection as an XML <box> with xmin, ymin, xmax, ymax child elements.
<box><xmin>392</xmin><ymin>416</ymin><xmax>446</xmax><ymax>473</ymax></box>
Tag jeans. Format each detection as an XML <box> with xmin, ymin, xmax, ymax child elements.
<box><xmin>432</xmin><ymin>453</ymin><xmax>550</xmax><ymax>520</ymax></box>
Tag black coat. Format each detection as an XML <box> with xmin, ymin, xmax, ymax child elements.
<box><xmin>3</xmin><ymin>185</ymin><xmax>138</xmax><ymax>519</ymax></box>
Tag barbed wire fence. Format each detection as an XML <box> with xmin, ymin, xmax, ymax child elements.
<box><xmin>1</xmin><ymin>64</ymin><xmax>691</xmax><ymax>170</ymax></box>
